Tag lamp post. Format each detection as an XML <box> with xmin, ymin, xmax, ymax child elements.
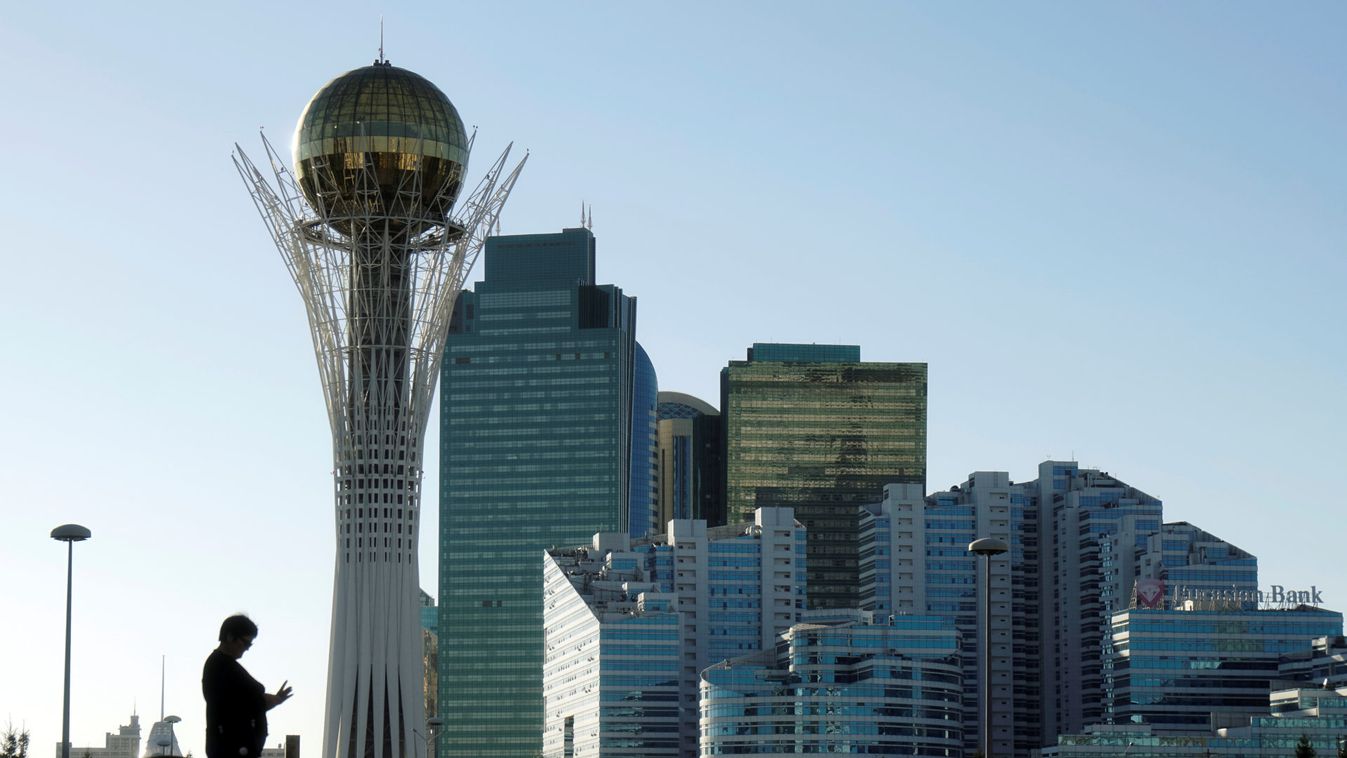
<box><xmin>163</xmin><ymin>715</ymin><xmax>181</xmax><ymax>756</ymax></box>
<box><xmin>51</xmin><ymin>524</ymin><xmax>92</xmax><ymax>758</ymax></box>
<box><xmin>968</xmin><ymin>536</ymin><xmax>1008</xmax><ymax>758</ymax></box>
<box><xmin>426</xmin><ymin>717</ymin><xmax>442</xmax><ymax>758</ymax></box>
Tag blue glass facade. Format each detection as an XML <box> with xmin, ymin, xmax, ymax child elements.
<box><xmin>700</xmin><ymin>614</ymin><xmax>964</xmax><ymax>756</ymax></box>
<box><xmin>545</xmin><ymin>510</ymin><xmax>807</xmax><ymax>758</ymax></box>
<box><xmin>438</xmin><ymin>228</ymin><xmax>637</xmax><ymax>758</ymax></box>
<box><xmin>646</xmin><ymin>522</ymin><xmax>810</xmax><ymax>664</ymax></box>
<box><xmin>542</xmin><ymin>545</ymin><xmax>681</xmax><ymax>757</ymax></box>
<box><xmin>629</xmin><ymin>343</ymin><xmax>659</xmax><ymax>537</ymax></box>
<box><xmin>1140</xmin><ymin>522</ymin><xmax>1258</xmax><ymax>609</ymax></box>
<box><xmin>1108</xmin><ymin>608</ymin><xmax>1344</xmax><ymax>733</ymax></box>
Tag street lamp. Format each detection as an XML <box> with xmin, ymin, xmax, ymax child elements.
<box><xmin>968</xmin><ymin>536</ymin><xmax>1008</xmax><ymax>758</ymax></box>
<box><xmin>426</xmin><ymin>717</ymin><xmax>442</xmax><ymax>758</ymax></box>
<box><xmin>163</xmin><ymin>715</ymin><xmax>181</xmax><ymax>756</ymax></box>
<box><xmin>51</xmin><ymin>524</ymin><xmax>92</xmax><ymax>758</ymax></box>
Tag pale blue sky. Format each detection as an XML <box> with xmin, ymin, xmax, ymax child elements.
<box><xmin>1</xmin><ymin>1</ymin><xmax>1343</xmax><ymax>753</ymax></box>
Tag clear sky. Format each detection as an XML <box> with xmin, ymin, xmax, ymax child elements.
<box><xmin>1</xmin><ymin>1</ymin><xmax>1343</xmax><ymax>754</ymax></box>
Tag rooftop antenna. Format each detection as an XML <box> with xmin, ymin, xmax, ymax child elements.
<box><xmin>378</xmin><ymin>17</ymin><xmax>386</xmax><ymax>64</ymax></box>
<box><xmin>586</xmin><ymin>204</ymin><xmax>593</xmax><ymax>230</ymax></box>
<box><xmin>580</xmin><ymin>201</ymin><xmax>585</xmax><ymax>227</ymax></box>
<box><xmin>160</xmin><ymin>655</ymin><xmax>165</xmax><ymax>721</ymax></box>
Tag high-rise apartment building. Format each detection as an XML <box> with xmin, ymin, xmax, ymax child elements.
<box><xmin>438</xmin><ymin>227</ymin><xmax>637</xmax><ymax>758</ymax></box>
<box><xmin>722</xmin><ymin>343</ymin><xmax>926</xmax><ymax>609</ymax></box>
<box><xmin>655</xmin><ymin>391</ymin><xmax>722</xmax><ymax>526</ymax></box>
<box><xmin>866</xmin><ymin>462</ymin><xmax>1270</xmax><ymax>756</ymax></box>
<box><xmin>541</xmin><ymin>508</ymin><xmax>806</xmax><ymax>758</ymax></box>
<box><xmin>1035</xmin><ymin>462</ymin><xmax>1163</xmax><ymax>737</ymax></box>
<box><xmin>861</xmin><ymin>475</ymin><xmax>1038</xmax><ymax>757</ymax></box>
<box><xmin>542</xmin><ymin>537</ymin><xmax>681</xmax><ymax>758</ymax></box>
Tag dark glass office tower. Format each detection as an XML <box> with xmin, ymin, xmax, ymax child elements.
<box><xmin>722</xmin><ymin>343</ymin><xmax>925</xmax><ymax>608</ymax></box>
<box><xmin>437</xmin><ymin>227</ymin><xmax>636</xmax><ymax>758</ymax></box>
<box><xmin>655</xmin><ymin>392</ymin><xmax>724</xmax><ymax>527</ymax></box>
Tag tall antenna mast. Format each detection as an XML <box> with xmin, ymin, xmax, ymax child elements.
<box><xmin>379</xmin><ymin>17</ymin><xmax>385</xmax><ymax>63</ymax></box>
<box><xmin>159</xmin><ymin>655</ymin><xmax>165</xmax><ymax>721</ymax></box>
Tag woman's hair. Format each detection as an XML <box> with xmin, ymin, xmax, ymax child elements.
<box><xmin>219</xmin><ymin>614</ymin><xmax>259</xmax><ymax>643</ymax></box>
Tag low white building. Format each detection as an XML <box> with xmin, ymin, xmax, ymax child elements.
<box><xmin>56</xmin><ymin>714</ymin><xmax>139</xmax><ymax>758</ymax></box>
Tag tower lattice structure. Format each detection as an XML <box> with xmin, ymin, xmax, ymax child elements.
<box><xmin>234</xmin><ymin>61</ymin><xmax>525</xmax><ymax>758</ymax></box>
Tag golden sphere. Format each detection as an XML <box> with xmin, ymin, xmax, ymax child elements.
<box><xmin>292</xmin><ymin>63</ymin><xmax>468</xmax><ymax>226</ymax></box>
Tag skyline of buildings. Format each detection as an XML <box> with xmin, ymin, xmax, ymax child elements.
<box><xmin>216</xmin><ymin>51</ymin><xmax>1339</xmax><ymax>758</ymax></box>
<box><xmin>532</xmin><ymin>461</ymin><xmax>1343</xmax><ymax>758</ymax></box>
<box><xmin>422</xmin><ymin>224</ymin><xmax>1337</xmax><ymax>756</ymax></box>
<box><xmin>11</xmin><ymin>8</ymin><xmax>1343</xmax><ymax>758</ymax></box>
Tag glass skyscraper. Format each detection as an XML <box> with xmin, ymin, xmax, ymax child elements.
<box><xmin>629</xmin><ymin>343</ymin><xmax>659</xmax><ymax>537</ymax></box>
<box><xmin>655</xmin><ymin>391</ymin><xmax>723</xmax><ymax>527</ymax></box>
<box><xmin>721</xmin><ymin>343</ymin><xmax>926</xmax><ymax>609</ymax></box>
<box><xmin>438</xmin><ymin>227</ymin><xmax>637</xmax><ymax>758</ymax></box>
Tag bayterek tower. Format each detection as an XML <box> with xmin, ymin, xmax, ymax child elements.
<box><xmin>234</xmin><ymin>58</ymin><xmax>525</xmax><ymax>758</ymax></box>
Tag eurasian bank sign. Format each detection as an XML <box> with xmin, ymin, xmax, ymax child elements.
<box><xmin>1134</xmin><ymin>578</ymin><xmax>1326</xmax><ymax>609</ymax></box>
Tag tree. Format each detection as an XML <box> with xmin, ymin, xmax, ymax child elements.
<box><xmin>1</xmin><ymin>724</ymin><xmax>29</xmax><ymax>758</ymax></box>
<box><xmin>1297</xmin><ymin>734</ymin><xmax>1318</xmax><ymax>758</ymax></box>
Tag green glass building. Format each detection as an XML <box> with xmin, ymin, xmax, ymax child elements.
<box><xmin>721</xmin><ymin>343</ymin><xmax>926</xmax><ymax>608</ymax></box>
<box><xmin>437</xmin><ymin>227</ymin><xmax>636</xmax><ymax>758</ymax></box>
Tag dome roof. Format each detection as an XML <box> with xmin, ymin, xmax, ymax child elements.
<box><xmin>291</xmin><ymin>63</ymin><xmax>469</xmax><ymax>225</ymax></box>
<box><xmin>294</xmin><ymin>63</ymin><xmax>468</xmax><ymax>167</ymax></box>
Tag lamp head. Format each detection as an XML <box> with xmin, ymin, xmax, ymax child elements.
<box><xmin>51</xmin><ymin>524</ymin><xmax>92</xmax><ymax>543</ymax></box>
<box><xmin>968</xmin><ymin>537</ymin><xmax>1009</xmax><ymax>556</ymax></box>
